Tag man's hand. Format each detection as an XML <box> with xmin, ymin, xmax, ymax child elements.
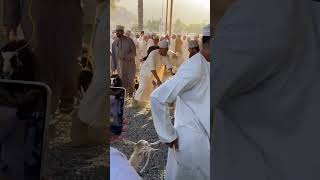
<box><xmin>140</xmin><ymin>58</ymin><xmax>145</xmax><ymax>62</ymax></box>
<box><xmin>166</xmin><ymin>138</ymin><xmax>179</xmax><ymax>152</ymax></box>
<box><xmin>173</xmin><ymin>54</ymin><xmax>177</xmax><ymax>59</ymax></box>
<box><xmin>169</xmin><ymin>69</ymin><xmax>175</xmax><ymax>76</ymax></box>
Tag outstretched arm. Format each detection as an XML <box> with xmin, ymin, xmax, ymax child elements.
<box><xmin>150</xmin><ymin>63</ymin><xmax>200</xmax><ymax>143</ymax></box>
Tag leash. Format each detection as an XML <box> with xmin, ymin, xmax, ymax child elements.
<box><xmin>15</xmin><ymin>0</ymin><xmax>34</xmax><ymax>53</ymax></box>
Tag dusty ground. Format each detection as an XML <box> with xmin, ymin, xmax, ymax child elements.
<box><xmin>111</xmin><ymin>98</ymin><xmax>168</xmax><ymax>180</ymax></box>
<box><xmin>32</xmin><ymin>97</ymin><xmax>167</xmax><ymax>180</ymax></box>
<box><xmin>45</xmin><ymin>110</ymin><xmax>109</xmax><ymax>180</ymax></box>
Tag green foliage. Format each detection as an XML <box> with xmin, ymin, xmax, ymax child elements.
<box><xmin>173</xmin><ymin>19</ymin><xmax>187</xmax><ymax>33</ymax></box>
<box><xmin>144</xmin><ymin>19</ymin><xmax>162</xmax><ymax>32</ymax></box>
<box><xmin>142</xmin><ymin>18</ymin><xmax>207</xmax><ymax>34</ymax></box>
<box><xmin>131</xmin><ymin>24</ymin><xmax>140</xmax><ymax>33</ymax></box>
<box><xmin>172</xmin><ymin>19</ymin><xmax>207</xmax><ymax>34</ymax></box>
<box><xmin>185</xmin><ymin>23</ymin><xmax>207</xmax><ymax>34</ymax></box>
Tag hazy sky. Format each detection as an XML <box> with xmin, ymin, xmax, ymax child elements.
<box><xmin>116</xmin><ymin>0</ymin><xmax>210</xmax><ymax>24</ymax></box>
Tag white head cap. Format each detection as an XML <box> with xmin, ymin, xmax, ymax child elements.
<box><xmin>203</xmin><ymin>24</ymin><xmax>210</xmax><ymax>36</ymax></box>
<box><xmin>188</xmin><ymin>40</ymin><xmax>199</xmax><ymax>49</ymax></box>
<box><xmin>125</xmin><ymin>30</ymin><xmax>131</xmax><ymax>35</ymax></box>
<box><xmin>159</xmin><ymin>40</ymin><xmax>169</xmax><ymax>48</ymax></box>
<box><xmin>116</xmin><ymin>25</ymin><xmax>124</xmax><ymax>31</ymax></box>
<box><xmin>152</xmin><ymin>35</ymin><xmax>160</xmax><ymax>40</ymax></box>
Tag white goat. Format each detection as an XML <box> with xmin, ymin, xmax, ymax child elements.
<box><xmin>125</xmin><ymin>140</ymin><xmax>160</xmax><ymax>174</ymax></box>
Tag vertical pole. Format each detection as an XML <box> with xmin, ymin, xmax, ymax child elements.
<box><xmin>161</xmin><ymin>0</ymin><xmax>163</xmax><ymax>33</ymax></box>
<box><xmin>169</xmin><ymin>0</ymin><xmax>173</xmax><ymax>37</ymax></box>
<box><xmin>138</xmin><ymin>0</ymin><xmax>143</xmax><ymax>31</ymax></box>
<box><xmin>165</xmin><ymin>0</ymin><xmax>168</xmax><ymax>34</ymax></box>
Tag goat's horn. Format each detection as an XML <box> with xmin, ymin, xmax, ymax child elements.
<box><xmin>150</xmin><ymin>148</ymin><xmax>158</xmax><ymax>151</ymax></box>
<box><xmin>150</xmin><ymin>140</ymin><xmax>160</xmax><ymax>146</ymax></box>
<box><xmin>124</xmin><ymin>140</ymin><xmax>136</xmax><ymax>146</ymax></box>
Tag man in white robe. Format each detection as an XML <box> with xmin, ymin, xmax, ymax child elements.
<box><xmin>110</xmin><ymin>147</ymin><xmax>142</xmax><ymax>180</ymax></box>
<box><xmin>213</xmin><ymin>1</ymin><xmax>320</xmax><ymax>179</ymax></box>
<box><xmin>188</xmin><ymin>40</ymin><xmax>200</xmax><ymax>58</ymax></box>
<box><xmin>169</xmin><ymin>34</ymin><xmax>176</xmax><ymax>53</ymax></box>
<box><xmin>110</xmin><ymin>32</ymin><xmax>117</xmax><ymax>74</ymax></box>
<box><xmin>134</xmin><ymin>40</ymin><xmax>174</xmax><ymax>106</ymax></box>
<box><xmin>181</xmin><ymin>35</ymin><xmax>189</xmax><ymax>61</ymax></box>
<box><xmin>133</xmin><ymin>33</ymin><xmax>141</xmax><ymax>73</ymax></box>
<box><xmin>138</xmin><ymin>35</ymin><xmax>148</xmax><ymax>64</ymax></box>
<box><xmin>141</xmin><ymin>35</ymin><xmax>160</xmax><ymax>62</ymax></box>
<box><xmin>147</xmin><ymin>34</ymin><xmax>155</xmax><ymax>50</ymax></box>
<box><xmin>138</xmin><ymin>30</ymin><xmax>145</xmax><ymax>42</ymax></box>
<box><xmin>150</xmin><ymin>25</ymin><xmax>211</xmax><ymax>180</ymax></box>
<box><xmin>168</xmin><ymin>34</ymin><xmax>178</xmax><ymax>68</ymax></box>
<box><xmin>125</xmin><ymin>30</ymin><xmax>131</xmax><ymax>38</ymax></box>
<box><xmin>175</xmin><ymin>35</ymin><xmax>184</xmax><ymax>68</ymax></box>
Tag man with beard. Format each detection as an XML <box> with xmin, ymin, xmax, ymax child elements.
<box><xmin>111</xmin><ymin>25</ymin><xmax>136</xmax><ymax>97</ymax></box>
<box><xmin>188</xmin><ymin>40</ymin><xmax>200</xmax><ymax>58</ymax></box>
<box><xmin>150</xmin><ymin>25</ymin><xmax>211</xmax><ymax>180</ymax></box>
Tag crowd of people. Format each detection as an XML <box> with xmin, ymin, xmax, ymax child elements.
<box><xmin>110</xmin><ymin>24</ymin><xmax>211</xmax><ymax>180</ymax></box>
<box><xmin>110</xmin><ymin>25</ymin><xmax>204</xmax><ymax>107</ymax></box>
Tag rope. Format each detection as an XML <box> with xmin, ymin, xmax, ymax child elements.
<box><xmin>15</xmin><ymin>0</ymin><xmax>34</xmax><ymax>53</ymax></box>
<box><xmin>87</xmin><ymin>2</ymin><xmax>106</xmax><ymax>70</ymax></box>
<box><xmin>5</xmin><ymin>0</ymin><xmax>35</xmax><ymax>66</ymax></box>
<box><xmin>139</xmin><ymin>150</ymin><xmax>151</xmax><ymax>174</ymax></box>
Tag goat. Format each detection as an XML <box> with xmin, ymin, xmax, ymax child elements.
<box><xmin>111</xmin><ymin>74</ymin><xmax>122</xmax><ymax>87</ymax></box>
<box><xmin>124</xmin><ymin>139</ymin><xmax>160</xmax><ymax>174</ymax></box>
<box><xmin>0</xmin><ymin>40</ymin><xmax>35</xmax><ymax>81</ymax></box>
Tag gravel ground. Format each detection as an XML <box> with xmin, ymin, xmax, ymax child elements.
<box><xmin>111</xmin><ymin>98</ymin><xmax>168</xmax><ymax>180</ymax></box>
<box><xmin>45</xmin><ymin>109</ymin><xmax>108</xmax><ymax>180</ymax></box>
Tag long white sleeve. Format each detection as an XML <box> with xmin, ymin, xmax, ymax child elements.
<box><xmin>150</xmin><ymin>59</ymin><xmax>201</xmax><ymax>143</ymax></box>
<box><xmin>110</xmin><ymin>147</ymin><xmax>142</xmax><ymax>180</ymax></box>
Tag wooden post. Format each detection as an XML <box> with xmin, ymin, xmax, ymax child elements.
<box><xmin>165</xmin><ymin>0</ymin><xmax>169</xmax><ymax>34</ymax></box>
<box><xmin>169</xmin><ymin>0</ymin><xmax>173</xmax><ymax>37</ymax></box>
<box><xmin>138</xmin><ymin>0</ymin><xmax>143</xmax><ymax>31</ymax></box>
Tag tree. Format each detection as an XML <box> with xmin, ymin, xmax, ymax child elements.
<box><xmin>111</xmin><ymin>0</ymin><xmax>117</xmax><ymax>9</ymax></box>
<box><xmin>145</xmin><ymin>19</ymin><xmax>161</xmax><ymax>32</ymax></box>
<box><xmin>173</xmin><ymin>19</ymin><xmax>187</xmax><ymax>33</ymax></box>
<box><xmin>186</xmin><ymin>23</ymin><xmax>206</xmax><ymax>34</ymax></box>
<box><xmin>131</xmin><ymin>24</ymin><xmax>139</xmax><ymax>33</ymax></box>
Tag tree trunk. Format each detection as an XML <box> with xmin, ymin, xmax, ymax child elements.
<box><xmin>138</xmin><ymin>0</ymin><xmax>143</xmax><ymax>31</ymax></box>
